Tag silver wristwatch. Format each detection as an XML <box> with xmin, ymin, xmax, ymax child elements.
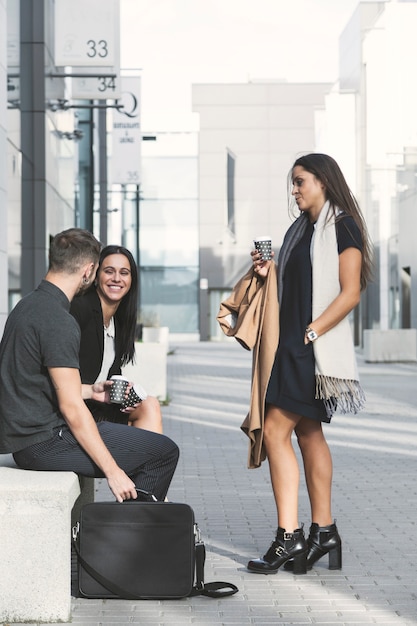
<box><xmin>306</xmin><ymin>326</ymin><xmax>318</xmax><ymax>342</ymax></box>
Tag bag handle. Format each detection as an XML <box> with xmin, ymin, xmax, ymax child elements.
<box><xmin>191</xmin><ymin>541</ymin><xmax>238</xmax><ymax>597</ymax></box>
<box><xmin>134</xmin><ymin>488</ymin><xmax>158</xmax><ymax>501</ymax></box>
<box><xmin>195</xmin><ymin>581</ymin><xmax>239</xmax><ymax>598</ymax></box>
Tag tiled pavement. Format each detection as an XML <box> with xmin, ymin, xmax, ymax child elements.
<box><xmin>13</xmin><ymin>340</ymin><xmax>417</xmax><ymax>625</ymax></box>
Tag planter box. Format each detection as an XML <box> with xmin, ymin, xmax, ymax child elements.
<box><xmin>364</xmin><ymin>329</ymin><xmax>417</xmax><ymax>362</ymax></box>
<box><xmin>142</xmin><ymin>326</ymin><xmax>169</xmax><ymax>345</ymax></box>
<box><xmin>122</xmin><ymin>341</ymin><xmax>167</xmax><ymax>401</ymax></box>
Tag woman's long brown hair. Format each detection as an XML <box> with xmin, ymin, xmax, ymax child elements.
<box><xmin>289</xmin><ymin>153</ymin><xmax>373</xmax><ymax>290</ymax></box>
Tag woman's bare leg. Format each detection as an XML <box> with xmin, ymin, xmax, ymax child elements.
<box><xmin>295</xmin><ymin>417</ymin><xmax>333</xmax><ymax>525</ymax></box>
<box><xmin>264</xmin><ymin>405</ymin><xmax>302</xmax><ymax>531</ymax></box>
<box><xmin>127</xmin><ymin>396</ymin><xmax>163</xmax><ymax>433</ymax></box>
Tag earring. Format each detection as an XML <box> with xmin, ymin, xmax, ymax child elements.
<box><xmin>82</xmin><ymin>276</ymin><xmax>89</xmax><ymax>285</ymax></box>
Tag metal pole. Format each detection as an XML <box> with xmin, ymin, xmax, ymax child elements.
<box><xmin>121</xmin><ymin>184</ymin><xmax>126</xmax><ymax>248</ymax></box>
<box><xmin>20</xmin><ymin>0</ymin><xmax>47</xmax><ymax>295</ymax></box>
<box><xmin>136</xmin><ymin>184</ymin><xmax>141</xmax><ymax>316</ymax></box>
<box><xmin>98</xmin><ymin>105</ymin><xmax>108</xmax><ymax>245</ymax></box>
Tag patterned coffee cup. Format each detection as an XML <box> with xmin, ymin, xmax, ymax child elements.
<box><xmin>254</xmin><ymin>236</ymin><xmax>272</xmax><ymax>261</ymax></box>
<box><xmin>121</xmin><ymin>383</ymin><xmax>148</xmax><ymax>409</ymax></box>
<box><xmin>109</xmin><ymin>375</ymin><xmax>129</xmax><ymax>404</ymax></box>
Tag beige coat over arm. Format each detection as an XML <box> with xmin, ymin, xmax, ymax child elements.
<box><xmin>217</xmin><ymin>264</ymin><xmax>279</xmax><ymax>468</ymax></box>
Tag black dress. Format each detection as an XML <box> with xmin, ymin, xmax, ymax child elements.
<box><xmin>265</xmin><ymin>215</ymin><xmax>362</xmax><ymax>423</ymax></box>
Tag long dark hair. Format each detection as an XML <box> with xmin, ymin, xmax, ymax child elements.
<box><xmin>289</xmin><ymin>153</ymin><xmax>373</xmax><ymax>290</ymax></box>
<box><xmin>97</xmin><ymin>245</ymin><xmax>138</xmax><ymax>366</ymax></box>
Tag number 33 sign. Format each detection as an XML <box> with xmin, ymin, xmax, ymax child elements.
<box><xmin>54</xmin><ymin>0</ymin><xmax>119</xmax><ymax>67</ymax></box>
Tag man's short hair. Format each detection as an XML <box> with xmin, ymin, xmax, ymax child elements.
<box><xmin>49</xmin><ymin>228</ymin><xmax>102</xmax><ymax>274</ymax></box>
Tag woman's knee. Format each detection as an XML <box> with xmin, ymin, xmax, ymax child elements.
<box><xmin>263</xmin><ymin>406</ymin><xmax>297</xmax><ymax>446</ymax></box>
<box><xmin>129</xmin><ymin>396</ymin><xmax>163</xmax><ymax>430</ymax></box>
<box><xmin>295</xmin><ymin>419</ymin><xmax>325</xmax><ymax>451</ymax></box>
<box><xmin>145</xmin><ymin>396</ymin><xmax>162</xmax><ymax>416</ymax></box>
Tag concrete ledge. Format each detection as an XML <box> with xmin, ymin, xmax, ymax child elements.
<box><xmin>0</xmin><ymin>455</ymin><xmax>94</xmax><ymax>623</ymax></box>
<box><xmin>364</xmin><ymin>328</ymin><xmax>417</xmax><ymax>362</ymax></box>
<box><xmin>123</xmin><ymin>341</ymin><xmax>167</xmax><ymax>401</ymax></box>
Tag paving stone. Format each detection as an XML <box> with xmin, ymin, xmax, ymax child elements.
<box><xmin>60</xmin><ymin>342</ymin><xmax>417</xmax><ymax>626</ymax></box>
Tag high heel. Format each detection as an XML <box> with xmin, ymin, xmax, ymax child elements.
<box><xmin>306</xmin><ymin>522</ymin><xmax>342</xmax><ymax>570</ymax></box>
<box><xmin>284</xmin><ymin>521</ymin><xmax>342</xmax><ymax>571</ymax></box>
<box><xmin>247</xmin><ymin>526</ymin><xmax>307</xmax><ymax>574</ymax></box>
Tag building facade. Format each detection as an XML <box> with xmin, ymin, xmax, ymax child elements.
<box><xmin>138</xmin><ymin>131</ymin><xmax>199</xmax><ymax>338</ymax></box>
<box><xmin>1</xmin><ymin>0</ymin><xmax>199</xmax><ymax>339</ymax></box>
<box><xmin>192</xmin><ymin>1</ymin><xmax>417</xmax><ymax>348</ymax></box>
<box><xmin>331</xmin><ymin>0</ymin><xmax>417</xmax><ymax>335</ymax></box>
<box><xmin>192</xmin><ymin>81</ymin><xmax>331</xmax><ymax>340</ymax></box>
<box><xmin>1</xmin><ymin>0</ymin><xmax>7</xmax><ymax>333</ymax></box>
<box><xmin>2</xmin><ymin>0</ymin><xmax>417</xmax><ymax>347</ymax></box>
<box><xmin>4</xmin><ymin>0</ymin><xmax>79</xmax><ymax>324</ymax></box>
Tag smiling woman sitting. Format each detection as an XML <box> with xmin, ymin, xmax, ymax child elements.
<box><xmin>70</xmin><ymin>245</ymin><xmax>163</xmax><ymax>434</ymax></box>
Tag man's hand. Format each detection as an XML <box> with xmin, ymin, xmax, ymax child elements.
<box><xmin>91</xmin><ymin>380</ymin><xmax>112</xmax><ymax>403</ymax></box>
<box><xmin>106</xmin><ymin>467</ymin><xmax>138</xmax><ymax>503</ymax></box>
<box><xmin>82</xmin><ymin>380</ymin><xmax>112</xmax><ymax>403</ymax></box>
<box><xmin>50</xmin><ymin>367</ymin><xmax>138</xmax><ymax>502</ymax></box>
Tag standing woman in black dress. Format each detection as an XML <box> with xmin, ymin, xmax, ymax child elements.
<box><xmin>247</xmin><ymin>153</ymin><xmax>372</xmax><ymax>575</ymax></box>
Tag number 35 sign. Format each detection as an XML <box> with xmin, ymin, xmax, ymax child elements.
<box><xmin>54</xmin><ymin>0</ymin><xmax>119</xmax><ymax>67</ymax></box>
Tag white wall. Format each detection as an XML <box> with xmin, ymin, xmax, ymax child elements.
<box><xmin>0</xmin><ymin>0</ymin><xmax>8</xmax><ymax>334</ymax></box>
<box><xmin>333</xmin><ymin>1</ymin><xmax>417</xmax><ymax>334</ymax></box>
<box><xmin>193</xmin><ymin>81</ymin><xmax>331</xmax><ymax>274</ymax></box>
<box><xmin>193</xmin><ymin>81</ymin><xmax>330</xmax><ymax>339</ymax></box>
<box><xmin>362</xmin><ymin>2</ymin><xmax>417</xmax><ymax>330</ymax></box>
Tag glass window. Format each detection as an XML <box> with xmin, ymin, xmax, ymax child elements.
<box><xmin>140</xmin><ymin>267</ymin><xmax>199</xmax><ymax>333</ymax></box>
<box><xmin>141</xmin><ymin>157</ymin><xmax>198</xmax><ymax>200</ymax></box>
<box><xmin>138</xmin><ymin>135</ymin><xmax>199</xmax><ymax>334</ymax></box>
<box><xmin>140</xmin><ymin>199</ymin><xmax>198</xmax><ymax>266</ymax></box>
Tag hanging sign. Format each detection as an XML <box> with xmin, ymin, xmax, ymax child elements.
<box><xmin>110</xmin><ymin>76</ymin><xmax>141</xmax><ymax>185</ymax></box>
<box><xmin>71</xmin><ymin>69</ymin><xmax>121</xmax><ymax>100</ymax></box>
<box><xmin>7</xmin><ymin>0</ymin><xmax>20</xmax><ymax>101</ymax></box>
<box><xmin>54</xmin><ymin>0</ymin><xmax>119</xmax><ymax>67</ymax></box>
<box><xmin>7</xmin><ymin>0</ymin><xmax>19</xmax><ymax>67</ymax></box>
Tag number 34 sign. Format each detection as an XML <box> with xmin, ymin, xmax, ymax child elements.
<box><xmin>54</xmin><ymin>0</ymin><xmax>119</xmax><ymax>67</ymax></box>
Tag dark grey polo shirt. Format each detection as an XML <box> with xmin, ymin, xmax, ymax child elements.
<box><xmin>0</xmin><ymin>280</ymin><xmax>81</xmax><ymax>453</ymax></box>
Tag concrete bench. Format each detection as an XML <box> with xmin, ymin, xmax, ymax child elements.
<box><xmin>364</xmin><ymin>328</ymin><xmax>417</xmax><ymax>362</ymax></box>
<box><xmin>0</xmin><ymin>454</ymin><xmax>94</xmax><ymax>623</ymax></box>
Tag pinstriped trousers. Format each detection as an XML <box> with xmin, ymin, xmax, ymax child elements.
<box><xmin>13</xmin><ymin>422</ymin><xmax>179</xmax><ymax>501</ymax></box>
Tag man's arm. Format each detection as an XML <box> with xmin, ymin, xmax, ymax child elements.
<box><xmin>49</xmin><ymin>367</ymin><xmax>137</xmax><ymax>502</ymax></box>
<box><xmin>81</xmin><ymin>381</ymin><xmax>111</xmax><ymax>403</ymax></box>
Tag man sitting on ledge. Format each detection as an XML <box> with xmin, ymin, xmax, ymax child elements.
<box><xmin>0</xmin><ymin>228</ymin><xmax>179</xmax><ymax>503</ymax></box>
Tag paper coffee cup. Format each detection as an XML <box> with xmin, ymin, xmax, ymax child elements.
<box><xmin>254</xmin><ymin>236</ymin><xmax>272</xmax><ymax>261</ymax></box>
<box><xmin>109</xmin><ymin>375</ymin><xmax>129</xmax><ymax>404</ymax></box>
<box><xmin>121</xmin><ymin>383</ymin><xmax>148</xmax><ymax>409</ymax></box>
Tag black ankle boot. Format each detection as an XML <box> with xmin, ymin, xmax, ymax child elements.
<box><xmin>247</xmin><ymin>526</ymin><xmax>307</xmax><ymax>574</ymax></box>
<box><xmin>306</xmin><ymin>522</ymin><xmax>342</xmax><ymax>570</ymax></box>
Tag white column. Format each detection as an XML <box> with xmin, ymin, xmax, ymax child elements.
<box><xmin>0</xmin><ymin>0</ymin><xmax>8</xmax><ymax>334</ymax></box>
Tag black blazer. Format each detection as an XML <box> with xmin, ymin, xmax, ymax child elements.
<box><xmin>70</xmin><ymin>289</ymin><xmax>122</xmax><ymax>384</ymax></box>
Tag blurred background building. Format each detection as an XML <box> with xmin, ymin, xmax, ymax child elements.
<box><xmin>1</xmin><ymin>0</ymin><xmax>417</xmax><ymax>357</ymax></box>
<box><xmin>139</xmin><ymin>130</ymin><xmax>199</xmax><ymax>339</ymax></box>
<box><xmin>192</xmin><ymin>81</ymin><xmax>331</xmax><ymax>340</ymax></box>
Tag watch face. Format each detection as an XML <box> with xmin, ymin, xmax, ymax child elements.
<box><xmin>307</xmin><ymin>330</ymin><xmax>318</xmax><ymax>341</ymax></box>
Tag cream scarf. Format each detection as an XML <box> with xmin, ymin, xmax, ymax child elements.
<box><xmin>278</xmin><ymin>201</ymin><xmax>365</xmax><ymax>418</ymax></box>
